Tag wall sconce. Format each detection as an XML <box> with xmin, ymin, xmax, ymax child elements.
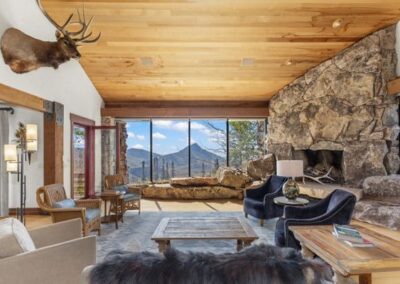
<box><xmin>6</xmin><ymin>161</ymin><xmax>18</xmax><ymax>173</ymax></box>
<box><xmin>3</xmin><ymin>122</ymin><xmax>38</xmax><ymax>224</ymax></box>
<box><xmin>4</xmin><ymin>144</ymin><xmax>17</xmax><ymax>161</ymax></box>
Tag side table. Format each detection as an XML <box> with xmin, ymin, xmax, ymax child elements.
<box><xmin>96</xmin><ymin>191</ymin><xmax>123</xmax><ymax>229</ymax></box>
<box><xmin>273</xmin><ymin>196</ymin><xmax>309</xmax><ymax>206</ymax></box>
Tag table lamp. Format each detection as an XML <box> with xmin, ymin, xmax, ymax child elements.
<box><xmin>276</xmin><ymin>160</ymin><xmax>304</xmax><ymax>200</ymax></box>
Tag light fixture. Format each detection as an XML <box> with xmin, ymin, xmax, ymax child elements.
<box><xmin>26</xmin><ymin>140</ymin><xmax>38</xmax><ymax>152</ymax></box>
<box><xmin>26</xmin><ymin>124</ymin><xmax>38</xmax><ymax>141</ymax></box>
<box><xmin>241</xmin><ymin>58</ymin><xmax>255</xmax><ymax>66</ymax></box>
<box><xmin>332</xmin><ymin>18</ymin><xmax>343</xmax><ymax>29</ymax></box>
<box><xmin>285</xmin><ymin>59</ymin><xmax>293</xmax><ymax>66</ymax></box>
<box><xmin>276</xmin><ymin>160</ymin><xmax>304</xmax><ymax>200</ymax></box>
<box><xmin>6</xmin><ymin>161</ymin><xmax>18</xmax><ymax>173</ymax></box>
<box><xmin>3</xmin><ymin>122</ymin><xmax>38</xmax><ymax>224</ymax></box>
<box><xmin>4</xmin><ymin>144</ymin><xmax>17</xmax><ymax>161</ymax></box>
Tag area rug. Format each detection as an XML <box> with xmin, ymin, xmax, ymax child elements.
<box><xmin>96</xmin><ymin>211</ymin><xmax>277</xmax><ymax>261</ymax></box>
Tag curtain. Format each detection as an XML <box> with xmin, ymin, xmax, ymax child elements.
<box><xmin>0</xmin><ymin>110</ymin><xmax>9</xmax><ymax>216</ymax></box>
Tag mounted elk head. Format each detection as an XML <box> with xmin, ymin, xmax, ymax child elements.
<box><xmin>0</xmin><ymin>0</ymin><xmax>100</xmax><ymax>74</ymax></box>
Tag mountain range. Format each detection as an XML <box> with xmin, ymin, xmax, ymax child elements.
<box><xmin>127</xmin><ymin>143</ymin><xmax>225</xmax><ymax>182</ymax></box>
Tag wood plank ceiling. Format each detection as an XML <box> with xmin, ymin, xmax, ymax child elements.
<box><xmin>42</xmin><ymin>0</ymin><xmax>400</xmax><ymax>104</ymax></box>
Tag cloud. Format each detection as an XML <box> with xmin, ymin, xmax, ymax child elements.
<box><xmin>132</xmin><ymin>144</ymin><xmax>144</xmax><ymax>149</ymax></box>
<box><xmin>127</xmin><ymin>132</ymin><xmax>135</xmax><ymax>138</ymax></box>
<box><xmin>153</xmin><ymin>120</ymin><xmax>174</xmax><ymax>128</ymax></box>
<box><xmin>174</xmin><ymin>122</ymin><xmax>188</xmax><ymax>131</ymax></box>
<box><xmin>153</xmin><ymin>132</ymin><xmax>167</xmax><ymax>139</ymax></box>
<box><xmin>153</xmin><ymin>120</ymin><xmax>188</xmax><ymax>132</ymax></box>
<box><xmin>136</xmin><ymin>134</ymin><xmax>145</xmax><ymax>140</ymax></box>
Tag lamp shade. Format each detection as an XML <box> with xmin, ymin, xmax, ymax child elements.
<box><xmin>276</xmin><ymin>160</ymin><xmax>303</xmax><ymax>178</ymax></box>
<box><xmin>4</xmin><ymin>144</ymin><xmax>17</xmax><ymax>161</ymax></box>
<box><xmin>6</xmin><ymin>161</ymin><xmax>18</xmax><ymax>173</ymax></box>
<box><xmin>26</xmin><ymin>124</ymin><xmax>38</xmax><ymax>141</ymax></box>
<box><xmin>26</xmin><ymin>140</ymin><xmax>37</xmax><ymax>152</ymax></box>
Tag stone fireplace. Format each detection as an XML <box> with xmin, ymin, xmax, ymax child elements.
<box><xmin>267</xmin><ymin>25</ymin><xmax>400</xmax><ymax>187</ymax></box>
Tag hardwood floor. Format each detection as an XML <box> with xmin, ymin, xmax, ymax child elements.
<box><xmin>22</xmin><ymin>199</ymin><xmax>243</xmax><ymax>229</ymax></box>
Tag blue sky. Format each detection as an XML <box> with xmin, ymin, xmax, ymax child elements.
<box><xmin>125</xmin><ymin>119</ymin><xmax>226</xmax><ymax>156</ymax></box>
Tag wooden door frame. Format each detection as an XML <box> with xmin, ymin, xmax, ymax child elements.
<box><xmin>70</xmin><ymin>114</ymin><xmax>95</xmax><ymax>199</ymax></box>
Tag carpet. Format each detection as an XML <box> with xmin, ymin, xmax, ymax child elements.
<box><xmin>96</xmin><ymin>211</ymin><xmax>277</xmax><ymax>261</ymax></box>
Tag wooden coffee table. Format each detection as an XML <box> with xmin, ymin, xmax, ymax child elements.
<box><xmin>151</xmin><ymin>217</ymin><xmax>258</xmax><ymax>253</ymax></box>
<box><xmin>290</xmin><ymin>225</ymin><xmax>400</xmax><ymax>284</ymax></box>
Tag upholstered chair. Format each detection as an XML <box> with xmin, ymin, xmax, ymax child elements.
<box><xmin>104</xmin><ymin>174</ymin><xmax>141</xmax><ymax>220</ymax></box>
<box><xmin>36</xmin><ymin>184</ymin><xmax>101</xmax><ymax>236</ymax></box>
<box><xmin>275</xmin><ymin>189</ymin><xmax>356</xmax><ymax>250</ymax></box>
<box><xmin>243</xmin><ymin>175</ymin><xmax>288</xmax><ymax>226</ymax></box>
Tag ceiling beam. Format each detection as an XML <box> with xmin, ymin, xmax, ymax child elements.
<box><xmin>388</xmin><ymin>77</ymin><xmax>400</xmax><ymax>96</ymax></box>
<box><xmin>102</xmin><ymin>106</ymin><xmax>269</xmax><ymax>118</ymax></box>
<box><xmin>0</xmin><ymin>83</ymin><xmax>50</xmax><ymax>113</ymax></box>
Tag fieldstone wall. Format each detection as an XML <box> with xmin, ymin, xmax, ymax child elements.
<box><xmin>267</xmin><ymin>25</ymin><xmax>400</xmax><ymax>187</ymax></box>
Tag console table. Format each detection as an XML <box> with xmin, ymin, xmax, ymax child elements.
<box><xmin>290</xmin><ymin>225</ymin><xmax>400</xmax><ymax>284</ymax></box>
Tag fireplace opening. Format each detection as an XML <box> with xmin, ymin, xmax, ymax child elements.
<box><xmin>301</xmin><ymin>150</ymin><xmax>344</xmax><ymax>184</ymax></box>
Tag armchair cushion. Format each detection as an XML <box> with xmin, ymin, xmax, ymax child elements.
<box><xmin>85</xmin><ymin>209</ymin><xmax>101</xmax><ymax>223</ymax></box>
<box><xmin>113</xmin><ymin>185</ymin><xmax>128</xmax><ymax>194</ymax></box>
<box><xmin>123</xmin><ymin>193</ymin><xmax>140</xmax><ymax>201</ymax></box>
<box><xmin>53</xmin><ymin>199</ymin><xmax>76</xmax><ymax>209</ymax></box>
<box><xmin>0</xmin><ymin>218</ymin><xmax>36</xmax><ymax>259</ymax></box>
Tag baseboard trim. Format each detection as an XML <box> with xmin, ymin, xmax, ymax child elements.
<box><xmin>8</xmin><ymin>208</ymin><xmax>47</xmax><ymax>215</ymax></box>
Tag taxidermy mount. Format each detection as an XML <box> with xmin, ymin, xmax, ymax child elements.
<box><xmin>0</xmin><ymin>0</ymin><xmax>100</xmax><ymax>74</ymax></box>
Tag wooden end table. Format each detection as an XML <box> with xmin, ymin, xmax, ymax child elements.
<box><xmin>96</xmin><ymin>191</ymin><xmax>123</xmax><ymax>229</ymax></box>
<box><xmin>290</xmin><ymin>225</ymin><xmax>400</xmax><ymax>284</ymax></box>
<box><xmin>151</xmin><ymin>217</ymin><xmax>258</xmax><ymax>253</ymax></box>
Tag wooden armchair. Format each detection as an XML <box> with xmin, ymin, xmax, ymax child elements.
<box><xmin>104</xmin><ymin>174</ymin><xmax>141</xmax><ymax>220</ymax></box>
<box><xmin>36</xmin><ymin>184</ymin><xmax>101</xmax><ymax>236</ymax></box>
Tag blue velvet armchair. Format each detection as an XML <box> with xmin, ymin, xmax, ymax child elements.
<box><xmin>243</xmin><ymin>175</ymin><xmax>288</xmax><ymax>226</ymax></box>
<box><xmin>275</xmin><ymin>189</ymin><xmax>356</xmax><ymax>250</ymax></box>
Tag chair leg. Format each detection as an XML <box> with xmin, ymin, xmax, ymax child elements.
<box><xmin>259</xmin><ymin>219</ymin><xmax>264</xmax><ymax>226</ymax></box>
<box><xmin>245</xmin><ymin>213</ymin><xmax>248</xmax><ymax>218</ymax></box>
<box><xmin>97</xmin><ymin>228</ymin><xmax>101</xmax><ymax>236</ymax></box>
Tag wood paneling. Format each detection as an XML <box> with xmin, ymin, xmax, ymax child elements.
<box><xmin>41</xmin><ymin>0</ymin><xmax>400</xmax><ymax>103</ymax></box>
<box><xmin>0</xmin><ymin>83</ymin><xmax>47</xmax><ymax>112</ymax></box>
<box><xmin>102</xmin><ymin>106</ymin><xmax>268</xmax><ymax>118</ymax></box>
<box><xmin>388</xmin><ymin>78</ymin><xmax>400</xmax><ymax>96</ymax></box>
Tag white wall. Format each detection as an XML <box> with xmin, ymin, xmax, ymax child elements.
<box><xmin>0</xmin><ymin>0</ymin><xmax>103</xmax><ymax>208</ymax></box>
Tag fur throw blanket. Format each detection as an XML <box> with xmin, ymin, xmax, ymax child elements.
<box><xmin>90</xmin><ymin>244</ymin><xmax>332</xmax><ymax>284</ymax></box>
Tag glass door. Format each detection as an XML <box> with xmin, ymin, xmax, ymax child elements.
<box><xmin>72</xmin><ymin>125</ymin><xmax>88</xmax><ymax>199</ymax></box>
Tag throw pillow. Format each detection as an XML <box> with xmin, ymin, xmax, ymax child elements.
<box><xmin>113</xmin><ymin>185</ymin><xmax>128</xmax><ymax>194</ymax></box>
<box><xmin>53</xmin><ymin>199</ymin><xmax>76</xmax><ymax>208</ymax></box>
<box><xmin>0</xmin><ymin>218</ymin><xmax>36</xmax><ymax>259</ymax></box>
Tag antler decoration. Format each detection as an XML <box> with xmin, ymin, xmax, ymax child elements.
<box><xmin>303</xmin><ymin>167</ymin><xmax>335</xmax><ymax>185</ymax></box>
<box><xmin>36</xmin><ymin>0</ymin><xmax>101</xmax><ymax>44</ymax></box>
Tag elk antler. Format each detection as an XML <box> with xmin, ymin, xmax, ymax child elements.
<box><xmin>303</xmin><ymin>167</ymin><xmax>336</xmax><ymax>185</ymax></box>
<box><xmin>36</xmin><ymin>0</ymin><xmax>101</xmax><ymax>44</ymax></box>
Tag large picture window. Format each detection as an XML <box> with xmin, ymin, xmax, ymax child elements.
<box><xmin>124</xmin><ymin>118</ymin><xmax>266</xmax><ymax>183</ymax></box>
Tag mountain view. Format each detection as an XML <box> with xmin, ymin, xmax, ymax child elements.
<box><xmin>127</xmin><ymin>143</ymin><xmax>226</xmax><ymax>182</ymax></box>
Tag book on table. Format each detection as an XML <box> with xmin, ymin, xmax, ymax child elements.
<box><xmin>332</xmin><ymin>224</ymin><xmax>374</xmax><ymax>247</ymax></box>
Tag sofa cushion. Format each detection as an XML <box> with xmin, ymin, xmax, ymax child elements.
<box><xmin>53</xmin><ymin>198</ymin><xmax>76</xmax><ymax>208</ymax></box>
<box><xmin>0</xmin><ymin>218</ymin><xmax>36</xmax><ymax>259</ymax></box>
<box><xmin>86</xmin><ymin>209</ymin><xmax>101</xmax><ymax>222</ymax></box>
<box><xmin>113</xmin><ymin>185</ymin><xmax>128</xmax><ymax>194</ymax></box>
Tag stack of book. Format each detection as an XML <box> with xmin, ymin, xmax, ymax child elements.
<box><xmin>332</xmin><ymin>224</ymin><xmax>374</xmax><ymax>248</ymax></box>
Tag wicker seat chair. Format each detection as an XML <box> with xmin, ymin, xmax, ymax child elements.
<box><xmin>104</xmin><ymin>174</ymin><xmax>141</xmax><ymax>221</ymax></box>
<box><xmin>36</xmin><ymin>184</ymin><xmax>101</xmax><ymax>236</ymax></box>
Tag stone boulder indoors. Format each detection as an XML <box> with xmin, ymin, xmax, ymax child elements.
<box><xmin>170</xmin><ymin>177</ymin><xmax>219</xmax><ymax>187</ymax></box>
<box><xmin>246</xmin><ymin>154</ymin><xmax>276</xmax><ymax>180</ymax></box>
<box><xmin>216</xmin><ymin>167</ymin><xmax>252</xmax><ymax>189</ymax></box>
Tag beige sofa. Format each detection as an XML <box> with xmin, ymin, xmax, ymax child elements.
<box><xmin>0</xmin><ymin>218</ymin><xmax>96</xmax><ymax>284</ymax></box>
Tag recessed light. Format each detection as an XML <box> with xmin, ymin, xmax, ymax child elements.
<box><xmin>140</xmin><ymin>57</ymin><xmax>154</xmax><ymax>66</ymax></box>
<box><xmin>332</xmin><ymin>18</ymin><xmax>343</xmax><ymax>29</ymax></box>
<box><xmin>241</xmin><ymin>58</ymin><xmax>255</xmax><ymax>66</ymax></box>
<box><xmin>285</xmin><ymin>59</ymin><xmax>293</xmax><ymax>66</ymax></box>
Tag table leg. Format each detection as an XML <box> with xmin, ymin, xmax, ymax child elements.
<box><xmin>299</xmin><ymin>242</ymin><xmax>315</xmax><ymax>259</ymax></box>
<box><xmin>156</xmin><ymin>240</ymin><xmax>170</xmax><ymax>253</ymax></box>
<box><xmin>237</xmin><ymin>239</ymin><xmax>243</xmax><ymax>251</ymax></box>
<box><xmin>243</xmin><ymin>240</ymin><xmax>253</xmax><ymax>248</ymax></box>
<box><xmin>333</xmin><ymin>271</ymin><xmax>358</xmax><ymax>284</ymax></box>
<box><xmin>115</xmin><ymin>198</ymin><xmax>119</xmax><ymax>230</ymax></box>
